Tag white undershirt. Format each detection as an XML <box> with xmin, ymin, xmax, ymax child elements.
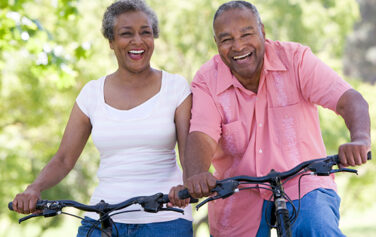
<box><xmin>76</xmin><ymin>71</ymin><xmax>192</xmax><ymax>223</ymax></box>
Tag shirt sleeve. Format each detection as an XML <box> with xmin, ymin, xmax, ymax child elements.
<box><xmin>297</xmin><ymin>47</ymin><xmax>352</xmax><ymax>112</ymax></box>
<box><xmin>76</xmin><ymin>80</ymin><xmax>97</xmax><ymax>118</ymax></box>
<box><xmin>175</xmin><ymin>75</ymin><xmax>191</xmax><ymax>107</ymax></box>
<box><xmin>189</xmin><ymin>72</ymin><xmax>222</xmax><ymax>142</ymax></box>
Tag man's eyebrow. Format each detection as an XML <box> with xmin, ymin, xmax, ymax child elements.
<box><xmin>240</xmin><ymin>26</ymin><xmax>255</xmax><ymax>32</ymax></box>
<box><xmin>217</xmin><ymin>26</ymin><xmax>256</xmax><ymax>39</ymax></box>
<box><xmin>217</xmin><ymin>32</ymin><xmax>231</xmax><ymax>39</ymax></box>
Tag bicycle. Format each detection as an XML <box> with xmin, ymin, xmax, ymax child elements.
<box><xmin>179</xmin><ymin>152</ymin><xmax>372</xmax><ymax>237</ymax></box>
<box><xmin>9</xmin><ymin>192</ymin><xmax>198</xmax><ymax>237</ymax></box>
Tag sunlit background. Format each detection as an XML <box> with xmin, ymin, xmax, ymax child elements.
<box><xmin>1</xmin><ymin>0</ymin><xmax>375</xmax><ymax>236</ymax></box>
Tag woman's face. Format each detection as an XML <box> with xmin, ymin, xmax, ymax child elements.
<box><xmin>110</xmin><ymin>11</ymin><xmax>154</xmax><ymax>73</ymax></box>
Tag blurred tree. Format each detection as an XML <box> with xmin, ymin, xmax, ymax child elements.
<box><xmin>343</xmin><ymin>0</ymin><xmax>376</xmax><ymax>83</ymax></box>
<box><xmin>0</xmin><ymin>0</ymin><xmax>100</xmax><ymax>234</ymax></box>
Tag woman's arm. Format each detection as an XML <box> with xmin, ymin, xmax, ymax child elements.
<box><xmin>12</xmin><ymin>103</ymin><xmax>92</xmax><ymax>214</ymax></box>
<box><xmin>175</xmin><ymin>94</ymin><xmax>192</xmax><ymax>167</ymax></box>
<box><xmin>168</xmin><ymin>95</ymin><xmax>192</xmax><ymax>207</ymax></box>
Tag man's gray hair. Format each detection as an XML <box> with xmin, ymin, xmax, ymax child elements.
<box><xmin>213</xmin><ymin>1</ymin><xmax>262</xmax><ymax>28</ymax></box>
<box><xmin>102</xmin><ymin>0</ymin><xmax>159</xmax><ymax>41</ymax></box>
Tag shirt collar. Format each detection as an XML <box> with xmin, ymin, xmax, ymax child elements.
<box><xmin>263</xmin><ymin>39</ymin><xmax>287</xmax><ymax>72</ymax></box>
<box><xmin>215</xmin><ymin>39</ymin><xmax>287</xmax><ymax>95</ymax></box>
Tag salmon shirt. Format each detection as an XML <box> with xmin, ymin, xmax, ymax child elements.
<box><xmin>189</xmin><ymin>39</ymin><xmax>352</xmax><ymax>237</ymax></box>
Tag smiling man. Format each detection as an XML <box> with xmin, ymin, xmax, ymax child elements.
<box><xmin>182</xmin><ymin>1</ymin><xmax>371</xmax><ymax>236</ymax></box>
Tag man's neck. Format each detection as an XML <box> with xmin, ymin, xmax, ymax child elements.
<box><xmin>235</xmin><ymin>70</ymin><xmax>262</xmax><ymax>94</ymax></box>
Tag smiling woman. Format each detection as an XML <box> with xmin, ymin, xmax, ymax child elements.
<box><xmin>10</xmin><ymin>0</ymin><xmax>193</xmax><ymax>236</ymax></box>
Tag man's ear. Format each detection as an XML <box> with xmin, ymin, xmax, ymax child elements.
<box><xmin>261</xmin><ymin>23</ymin><xmax>266</xmax><ymax>39</ymax></box>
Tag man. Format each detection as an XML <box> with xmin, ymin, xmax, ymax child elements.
<box><xmin>182</xmin><ymin>1</ymin><xmax>371</xmax><ymax>236</ymax></box>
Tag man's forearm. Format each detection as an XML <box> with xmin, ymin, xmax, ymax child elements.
<box><xmin>336</xmin><ymin>89</ymin><xmax>371</xmax><ymax>143</ymax></box>
<box><xmin>183</xmin><ymin>131</ymin><xmax>217</xmax><ymax>181</ymax></box>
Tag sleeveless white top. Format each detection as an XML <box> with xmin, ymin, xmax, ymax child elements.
<box><xmin>76</xmin><ymin>71</ymin><xmax>192</xmax><ymax>223</ymax></box>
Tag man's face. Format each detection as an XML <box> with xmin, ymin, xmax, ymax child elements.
<box><xmin>213</xmin><ymin>8</ymin><xmax>265</xmax><ymax>82</ymax></box>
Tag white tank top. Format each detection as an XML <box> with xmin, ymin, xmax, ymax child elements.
<box><xmin>76</xmin><ymin>71</ymin><xmax>192</xmax><ymax>223</ymax></box>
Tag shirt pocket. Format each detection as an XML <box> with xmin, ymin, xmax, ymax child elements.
<box><xmin>220</xmin><ymin>120</ymin><xmax>248</xmax><ymax>156</ymax></box>
<box><xmin>268</xmin><ymin>103</ymin><xmax>302</xmax><ymax>158</ymax></box>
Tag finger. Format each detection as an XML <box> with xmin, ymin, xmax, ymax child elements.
<box><xmin>352</xmin><ymin>148</ymin><xmax>363</xmax><ymax>166</ymax></box>
<box><xmin>17</xmin><ymin>200</ymin><xmax>24</xmax><ymax>214</ymax></box>
<box><xmin>338</xmin><ymin>147</ymin><xmax>348</xmax><ymax>167</ymax></box>
<box><xmin>12</xmin><ymin>199</ymin><xmax>18</xmax><ymax>212</ymax></box>
<box><xmin>360</xmin><ymin>149</ymin><xmax>368</xmax><ymax>164</ymax></box>
<box><xmin>168</xmin><ymin>187</ymin><xmax>177</xmax><ymax>206</ymax></box>
<box><xmin>346</xmin><ymin>148</ymin><xmax>356</xmax><ymax>166</ymax></box>
<box><xmin>200</xmin><ymin>179</ymin><xmax>210</xmax><ymax>196</ymax></box>
<box><xmin>23</xmin><ymin>199</ymin><xmax>30</xmax><ymax>214</ymax></box>
<box><xmin>192</xmin><ymin>182</ymin><xmax>203</xmax><ymax>199</ymax></box>
<box><xmin>208</xmin><ymin>176</ymin><xmax>217</xmax><ymax>188</ymax></box>
<box><xmin>29</xmin><ymin>199</ymin><xmax>37</xmax><ymax>213</ymax></box>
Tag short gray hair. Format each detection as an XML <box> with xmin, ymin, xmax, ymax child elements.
<box><xmin>213</xmin><ymin>1</ymin><xmax>262</xmax><ymax>28</ymax></box>
<box><xmin>102</xmin><ymin>0</ymin><xmax>159</xmax><ymax>41</ymax></box>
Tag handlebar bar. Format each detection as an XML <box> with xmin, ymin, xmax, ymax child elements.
<box><xmin>9</xmin><ymin>192</ymin><xmax>198</xmax><ymax>223</ymax></box>
<box><xmin>179</xmin><ymin>152</ymin><xmax>371</xmax><ymax>208</ymax></box>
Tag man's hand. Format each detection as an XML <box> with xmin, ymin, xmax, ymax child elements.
<box><xmin>338</xmin><ymin>140</ymin><xmax>371</xmax><ymax>167</ymax></box>
<box><xmin>184</xmin><ymin>172</ymin><xmax>217</xmax><ymax>199</ymax></box>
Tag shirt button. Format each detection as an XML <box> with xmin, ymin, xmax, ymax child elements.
<box><xmin>258</xmin><ymin>123</ymin><xmax>263</xmax><ymax>127</ymax></box>
<box><xmin>259</xmin><ymin>149</ymin><xmax>263</xmax><ymax>154</ymax></box>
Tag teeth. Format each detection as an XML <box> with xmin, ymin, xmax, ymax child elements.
<box><xmin>233</xmin><ymin>52</ymin><xmax>251</xmax><ymax>60</ymax></box>
<box><xmin>129</xmin><ymin>50</ymin><xmax>144</xmax><ymax>54</ymax></box>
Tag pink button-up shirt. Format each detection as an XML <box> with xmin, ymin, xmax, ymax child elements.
<box><xmin>190</xmin><ymin>39</ymin><xmax>351</xmax><ymax>237</ymax></box>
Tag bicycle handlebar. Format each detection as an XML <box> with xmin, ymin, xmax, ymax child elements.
<box><xmin>179</xmin><ymin>152</ymin><xmax>371</xmax><ymax>207</ymax></box>
<box><xmin>9</xmin><ymin>192</ymin><xmax>198</xmax><ymax>223</ymax></box>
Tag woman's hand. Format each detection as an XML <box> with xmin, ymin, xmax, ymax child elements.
<box><xmin>12</xmin><ymin>185</ymin><xmax>41</xmax><ymax>214</ymax></box>
<box><xmin>168</xmin><ymin>184</ymin><xmax>190</xmax><ymax>208</ymax></box>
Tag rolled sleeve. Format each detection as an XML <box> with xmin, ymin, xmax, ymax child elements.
<box><xmin>298</xmin><ymin>47</ymin><xmax>352</xmax><ymax>112</ymax></box>
<box><xmin>190</xmin><ymin>73</ymin><xmax>222</xmax><ymax>142</ymax></box>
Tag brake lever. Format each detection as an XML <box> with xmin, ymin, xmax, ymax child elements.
<box><xmin>196</xmin><ymin>197</ymin><xmax>215</xmax><ymax>210</ymax></box>
<box><xmin>330</xmin><ymin>168</ymin><xmax>358</xmax><ymax>175</ymax></box>
<box><xmin>19</xmin><ymin>213</ymin><xmax>44</xmax><ymax>224</ymax></box>
<box><xmin>159</xmin><ymin>207</ymin><xmax>184</xmax><ymax>214</ymax></box>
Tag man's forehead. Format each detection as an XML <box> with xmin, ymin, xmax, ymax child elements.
<box><xmin>213</xmin><ymin>8</ymin><xmax>257</xmax><ymax>33</ymax></box>
<box><xmin>215</xmin><ymin>7</ymin><xmax>255</xmax><ymax>21</ymax></box>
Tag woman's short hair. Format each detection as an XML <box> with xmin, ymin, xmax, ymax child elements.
<box><xmin>102</xmin><ymin>0</ymin><xmax>159</xmax><ymax>41</ymax></box>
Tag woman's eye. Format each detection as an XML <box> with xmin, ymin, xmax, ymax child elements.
<box><xmin>120</xmin><ymin>32</ymin><xmax>132</xmax><ymax>36</ymax></box>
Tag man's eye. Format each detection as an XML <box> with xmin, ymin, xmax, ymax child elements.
<box><xmin>221</xmin><ymin>38</ymin><xmax>232</xmax><ymax>43</ymax></box>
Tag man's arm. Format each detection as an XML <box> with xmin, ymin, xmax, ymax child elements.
<box><xmin>182</xmin><ymin>131</ymin><xmax>218</xmax><ymax>198</ymax></box>
<box><xmin>336</xmin><ymin>89</ymin><xmax>371</xmax><ymax>166</ymax></box>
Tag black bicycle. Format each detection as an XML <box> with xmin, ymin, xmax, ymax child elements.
<box><xmin>9</xmin><ymin>192</ymin><xmax>198</xmax><ymax>237</ymax></box>
<box><xmin>179</xmin><ymin>152</ymin><xmax>372</xmax><ymax>237</ymax></box>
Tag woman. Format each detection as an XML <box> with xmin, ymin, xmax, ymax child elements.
<box><xmin>11</xmin><ymin>0</ymin><xmax>193</xmax><ymax>236</ymax></box>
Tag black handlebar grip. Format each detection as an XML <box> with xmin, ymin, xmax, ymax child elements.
<box><xmin>178</xmin><ymin>189</ymin><xmax>191</xmax><ymax>199</ymax></box>
<box><xmin>367</xmin><ymin>151</ymin><xmax>372</xmax><ymax>160</ymax></box>
<box><xmin>8</xmin><ymin>202</ymin><xmax>14</xmax><ymax>211</ymax></box>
